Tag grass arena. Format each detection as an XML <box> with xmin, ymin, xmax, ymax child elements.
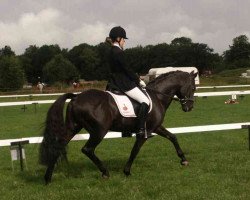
<box><xmin>0</xmin><ymin>91</ymin><xmax>250</xmax><ymax>199</ymax></box>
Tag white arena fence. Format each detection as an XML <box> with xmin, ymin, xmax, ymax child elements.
<box><xmin>1</xmin><ymin>84</ymin><xmax>250</xmax><ymax>99</ymax></box>
<box><xmin>0</xmin><ymin>92</ymin><xmax>81</xmax><ymax>98</ymax></box>
<box><xmin>197</xmin><ymin>84</ymin><xmax>250</xmax><ymax>89</ymax></box>
<box><xmin>1</xmin><ymin>89</ymin><xmax>250</xmax><ymax>148</ymax></box>
<box><xmin>194</xmin><ymin>90</ymin><xmax>250</xmax><ymax>97</ymax></box>
<box><xmin>1</xmin><ymin>122</ymin><xmax>250</xmax><ymax>147</ymax></box>
<box><xmin>1</xmin><ymin>90</ymin><xmax>250</xmax><ymax>107</ymax></box>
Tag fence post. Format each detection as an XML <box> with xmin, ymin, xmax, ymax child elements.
<box><xmin>32</xmin><ymin>102</ymin><xmax>38</xmax><ymax>113</ymax></box>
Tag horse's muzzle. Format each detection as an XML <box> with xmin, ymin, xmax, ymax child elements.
<box><xmin>182</xmin><ymin>105</ymin><xmax>193</xmax><ymax>112</ymax></box>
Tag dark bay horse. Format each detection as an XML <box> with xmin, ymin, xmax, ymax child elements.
<box><xmin>40</xmin><ymin>71</ymin><xmax>197</xmax><ymax>184</ymax></box>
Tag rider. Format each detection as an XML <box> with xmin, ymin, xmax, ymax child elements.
<box><xmin>106</xmin><ymin>26</ymin><xmax>153</xmax><ymax>138</ymax></box>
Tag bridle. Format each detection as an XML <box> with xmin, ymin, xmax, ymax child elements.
<box><xmin>178</xmin><ymin>96</ymin><xmax>195</xmax><ymax>105</ymax></box>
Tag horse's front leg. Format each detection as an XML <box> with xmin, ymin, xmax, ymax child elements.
<box><xmin>155</xmin><ymin>126</ymin><xmax>188</xmax><ymax>166</ymax></box>
<box><xmin>123</xmin><ymin>136</ymin><xmax>147</xmax><ymax>176</ymax></box>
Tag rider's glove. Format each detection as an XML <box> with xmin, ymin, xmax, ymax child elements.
<box><xmin>139</xmin><ymin>80</ymin><xmax>146</xmax><ymax>88</ymax></box>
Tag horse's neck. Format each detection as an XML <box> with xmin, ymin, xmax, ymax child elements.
<box><xmin>148</xmin><ymin>82</ymin><xmax>178</xmax><ymax>109</ymax></box>
<box><xmin>154</xmin><ymin>81</ymin><xmax>178</xmax><ymax>97</ymax></box>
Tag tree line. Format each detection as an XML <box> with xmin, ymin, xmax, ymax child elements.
<box><xmin>0</xmin><ymin>35</ymin><xmax>250</xmax><ymax>91</ymax></box>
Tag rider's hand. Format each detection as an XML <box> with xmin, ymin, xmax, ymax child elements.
<box><xmin>140</xmin><ymin>80</ymin><xmax>146</xmax><ymax>88</ymax></box>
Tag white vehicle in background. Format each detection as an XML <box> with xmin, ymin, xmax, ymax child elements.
<box><xmin>142</xmin><ymin>66</ymin><xmax>200</xmax><ymax>85</ymax></box>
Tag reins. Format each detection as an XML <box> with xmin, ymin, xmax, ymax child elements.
<box><xmin>145</xmin><ymin>86</ymin><xmax>194</xmax><ymax>104</ymax></box>
<box><xmin>145</xmin><ymin>86</ymin><xmax>179</xmax><ymax>101</ymax></box>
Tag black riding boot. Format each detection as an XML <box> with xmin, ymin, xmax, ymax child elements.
<box><xmin>137</xmin><ymin>103</ymin><xmax>153</xmax><ymax>138</ymax></box>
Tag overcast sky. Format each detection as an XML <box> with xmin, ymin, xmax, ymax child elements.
<box><xmin>0</xmin><ymin>0</ymin><xmax>249</xmax><ymax>55</ymax></box>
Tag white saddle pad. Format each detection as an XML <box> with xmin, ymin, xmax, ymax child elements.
<box><xmin>106</xmin><ymin>91</ymin><xmax>152</xmax><ymax>117</ymax></box>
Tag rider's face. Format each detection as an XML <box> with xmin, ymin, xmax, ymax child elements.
<box><xmin>119</xmin><ymin>38</ymin><xmax>125</xmax><ymax>49</ymax></box>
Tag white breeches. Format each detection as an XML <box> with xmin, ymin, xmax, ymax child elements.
<box><xmin>125</xmin><ymin>87</ymin><xmax>150</xmax><ymax>105</ymax></box>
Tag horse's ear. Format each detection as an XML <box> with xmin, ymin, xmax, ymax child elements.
<box><xmin>190</xmin><ymin>71</ymin><xmax>198</xmax><ymax>78</ymax></box>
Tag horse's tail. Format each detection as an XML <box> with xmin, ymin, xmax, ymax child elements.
<box><xmin>39</xmin><ymin>93</ymin><xmax>76</xmax><ymax>166</ymax></box>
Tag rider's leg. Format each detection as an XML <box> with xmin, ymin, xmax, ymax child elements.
<box><xmin>124</xmin><ymin>87</ymin><xmax>153</xmax><ymax>138</ymax></box>
<box><xmin>137</xmin><ymin>102</ymin><xmax>153</xmax><ymax>138</ymax></box>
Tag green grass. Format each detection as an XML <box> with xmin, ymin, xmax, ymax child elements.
<box><xmin>200</xmin><ymin>68</ymin><xmax>250</xmax><ymax>86</ymax></box>
<box><xmin>0</xmin><ymin>132</ymin><xmax>249</xmax><ymax>200</ymax></box>
<box><xmin>0</xmin><ymin>95</ymin><xmax>250</xmax><ymax>199</ymax></box>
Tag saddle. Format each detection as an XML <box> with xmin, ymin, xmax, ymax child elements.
<box><xmin>106</xmin><ymin>89</ymin><xmax>152</xmax><ymax>118</ymax></box>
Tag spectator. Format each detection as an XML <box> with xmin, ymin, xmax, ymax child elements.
<box><xmin>73</xmin><ymin>81</ymin><xmax>77</xmax><ymax>89</ymax></box>
<box><xmin>37</xmin><ymin>82</ymin><xmax>44</xmax><ymax>93</ymax></box>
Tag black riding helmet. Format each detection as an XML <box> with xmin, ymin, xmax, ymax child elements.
<box><xmin>109</xmin><ymin>26</ymin><xmax>128</xmax><ymax>40</ymax></box>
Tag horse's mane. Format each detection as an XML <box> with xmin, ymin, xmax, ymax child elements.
<box><xmin>147</xmin><ymin>70</ymin><xmax>185</xmax><ymax>86</ymax></box>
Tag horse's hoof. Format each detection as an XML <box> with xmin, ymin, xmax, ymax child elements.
<box><xmin>181</xmin><ymin>160</ymin><xmax>189</xmax><ymax>166</ymax></box>
<box><xmin>102</xmin><ymin>173</ymin><xmax>110</xmax><ymax>179</ymax></box>
<box><xmin>44</xmin><ymin>179</ymin><xmax>51</xmax><ymax>185</ymax></box>
<box><xmin>102</xmin><ymin>175</ymin><xmax>109</xmax><ymax>179</ymax></box>
<box><xmin>123</xmin><ymin>170</ymin><xmax>131</xmax><ymax>176</ymax></box>
<box><xmin>45</xmin><ymin>181</ymin><xmax>50</xmax><ymax>185</ymax></box>
<box><xmin>44</xmin><ymin>176</ymin><xmax>51</xmax><ymax>185</ymax></box>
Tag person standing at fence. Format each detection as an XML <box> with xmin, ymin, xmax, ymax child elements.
<box><xmin>37</xmin><ymin>82</ymin><xmax>44</xmax><ymax>93</ymax></box>
<box><xmin>106</xmin><ymin>26</ymin><xmax>153</xmax><ymax>138</ymax></box>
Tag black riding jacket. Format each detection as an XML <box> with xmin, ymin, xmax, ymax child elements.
<box><xmin>108</xmin><ymin>45</ymin><xmax>140</xmax><ymax>92</ymax></box>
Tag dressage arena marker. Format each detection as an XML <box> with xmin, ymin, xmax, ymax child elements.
<box><xmin>21</xmin><ymin>105</ymin><xmax>28</xmax><ymax>112</ymax></box>
<box><xmin>10</xmin><ymin>140</ymin><xmax>29</xmax><ymax>171</ymax></box>
<box><xmin>1</xmin><ymin>122</ymin><xmax>250</xmax><ymax>148</ymax></box>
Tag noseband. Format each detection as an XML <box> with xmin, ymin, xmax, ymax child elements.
<box><xmin>179</xmin><ymin>96</ymin><xmax>195</xmax><ymax>105</ymax></box>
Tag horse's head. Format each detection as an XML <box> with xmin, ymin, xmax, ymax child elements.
<box><xmin>176</xmin><ymin>71</ymin><xmax>197</xmax><ymax>112</ymax></box>
<box><xmin>147</xmin><ymin>70</ymin><xmax>198</xmax><ymax>112</ymax></box>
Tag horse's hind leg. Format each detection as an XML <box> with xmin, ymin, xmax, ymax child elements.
<box><xmin>155</xmin><ymin>126</ymin><xmax>188</xmax><ymax>165</ymax></box>
<box><xmin>44</xmin><ymin>152</ymin><xmax>60</xmax><ymax>184</ymax></box>
<box><xmin>81</xmin><ymin>134</ymin><xmax>109</xmax><ymax>178</ymax></box>
<box><xmin>44</xmin><ymin>125</ymin><xmax>81</xmax><ymax>184</ymax></box>
<box><xmin>123</xmin><ymin>136</ymin><xmax>147</xmax><ymax>176</ymax></box>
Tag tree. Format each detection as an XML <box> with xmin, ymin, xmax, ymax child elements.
<box><xmin>189</xmin><ymin>43</ymin><xmax>216</xmax><ymax>72</ymax></box>
<box><xmin>125</xmin><ymin>45</ymin><xmax>153</xmax><ymax>74</ymax></box>
<box><xmin>95</xmin><ymin>42</ymin><xmax>111</xmax><ymax>80</ymax></box>
<box><xmin>68</xmin><ymin>44</ymin><xmax>100</xmax><ymax>80</ymax></box>
<box><xmin>43</xmin><ymin>54</ymin><xmax>79</xmax><ymax>84</ymax></box>
<box><xmin>223</xmin><ymin>35</ymin><xmax>250</xmax><ymax>68</ymax></box>
<box><xmin>170</xmin><ymin>38</ymin><xmax>193</xmax><ymax>67</ymax></box>
<box><xmin>0</xmin><ymin>56</ymin><xmax>25</xmax><ymax>91</ymax></box>
<box><xmin>82</xmin><ymin>48</ymin><xmax>101</xmax><ymax>80</ymax></box>
<box><xmin>21</xmin><ymin>44</ymin><xmax>62</xmax><ymax>83</ymax></box>
<box><xmin>169</xmin><ymin>37</ymin><xmax>219</xmax><ymax>72</ymax></box>
<box><xmin>171</xmin><ymin>37</ymin><xmax>192</xmax><ymax>46</ymax></box>
<box><xmin>0</xmin><ymin>46</ymin><xmax>15</xmax><ymax>57</ymax></box>
<box><xmin>20</xmin><ymin>45</ymin><xmax>39</xmax><ymax>83</ymax></box>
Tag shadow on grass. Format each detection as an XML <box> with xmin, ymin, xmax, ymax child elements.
<box><xmin>17</xmin><ymin>168</ymin><xmax>45</xmax><ymax>185</ymax></box>
<box><xmin>66</xmin><ymin>156</ymin><xmax>129</xmax><ymax>175</ymax></box>
<box><xmin>18</xmin><ymin>156</ymin><xmax>130</xmax><ymax>184</ymax></box>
